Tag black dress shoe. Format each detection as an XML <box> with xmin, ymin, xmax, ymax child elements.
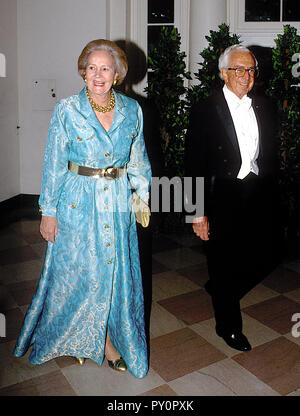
<box><xmin>216</xmin><ymin>330</ymin><xmax>252</xmax><ymax>351</ymax></box>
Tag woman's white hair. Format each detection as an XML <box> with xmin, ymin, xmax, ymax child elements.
<box><xmin>218</xmin><ymin>44</ymin><xmax>258</xmax><ymax>78</ymax></box>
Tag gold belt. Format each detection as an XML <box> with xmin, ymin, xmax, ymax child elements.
<box><xmin>68</xmin><ymin>161</ymin><xmax>126</xmax><ymax>179</ymax></box>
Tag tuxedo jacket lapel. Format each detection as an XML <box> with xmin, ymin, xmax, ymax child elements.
<box><xmin>215</xmin><ymin>92</ymin><xmax>241</xmax><ymax>159</ymax></box>
<box><xmin>251</xmin><ymin>96</ymin><xmax>264</xmax><ymax>160</ymax></box>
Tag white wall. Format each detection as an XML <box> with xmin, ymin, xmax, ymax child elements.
<box><xmin>18</xmin><ymin>0</ymin><xmax>108</xmax><ymax>195</ymax></box>
<box><xmin>0</xmin><ymin>0</ymin><xmax>19</xmax><ymax>202</ymax></box>
<box><xmin>5</xmin><ymin>0</ymin><xmax>299</xmax><ymax>199</ymax></box>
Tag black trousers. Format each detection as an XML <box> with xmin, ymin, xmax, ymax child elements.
<box><xmin>204</xmin><ymin>173</ymin><xmax>280</xmax><ymax>335</ymax></box>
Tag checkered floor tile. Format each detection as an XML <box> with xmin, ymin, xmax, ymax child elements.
<box><xmin>0</xmin><ymin>218</ymin><xmax>300</xmax><ymax>396</ymax></box>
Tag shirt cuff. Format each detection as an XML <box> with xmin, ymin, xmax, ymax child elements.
<box><xmin>39</xmin><ymin>206</ymin><xmax>57</xmax><ymax>217</ymax></box>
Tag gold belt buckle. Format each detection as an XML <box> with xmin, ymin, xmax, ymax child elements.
<box><xmin>104</xmin><ymin>166</ymin><xmax>118</xmax><ymax>179</ymax></box>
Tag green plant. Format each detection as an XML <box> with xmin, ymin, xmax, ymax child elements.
<box><xmin>145</xmin><ymin>26</ymin><xmax>191</xmax><ymax>178</ymax></box>
<box><xmin>267</xmin><ymin>25</ymin><xmax>300</xmax><ymax>237</ymax></box>
<box><xmin>187</xmin><ymin>23</ymin><xmax>240</xmax><ymax>107</ymax></box>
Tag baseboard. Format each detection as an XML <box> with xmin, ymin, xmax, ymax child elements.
<box><xmin>0</xmin><ymin>194</ymin><xmax>40</xmax><ymax>228</ymax></box>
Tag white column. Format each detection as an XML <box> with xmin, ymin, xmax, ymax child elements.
<box><xmin>106</xmin><ymin>0</ymin><xmax>128</xmax><ymax>41</ymax></box>
<box><xmin>126</xmin><ymin>0</ymin><xmax>148</xmax><ymax>96</ymax></box>
<box><xmin>189</xmin><ymin>0</ymin><xmax>227</xmax><ymax>85</ymax></box>
<box><xmin>0</xmin><ymin>0</ymin><xmax>19</xmax><ymax>202</ymax></box>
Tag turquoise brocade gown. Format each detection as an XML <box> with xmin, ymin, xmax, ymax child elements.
<box><xmin>13</xmin><ymin>88</ymin><xmax>152</xmax><ymax>378</ymax></box>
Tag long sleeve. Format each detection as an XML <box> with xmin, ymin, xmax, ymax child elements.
<box><xmin>127</xmin><ymin>103</ymin><xmax>152</xmax><ymax>202</ymax></box>
<box><xmin>38</xmin><ymin>101</ymin><xmax>71</xmax><ymax>217</ymax></box>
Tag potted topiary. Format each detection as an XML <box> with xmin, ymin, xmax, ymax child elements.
<box><xmin>145</xmin><ymin>26</ymin><xmax>191</xmax><ymax>232</ymax></box>
<box><xmin>145</xmin><ymin>26</ymin><xmax>191</xmax><ymax>179</ymax></box>
<box><xmin>187</xmin><ymin>23</ymin><xmax>241</xmax><ymax>107</ymax></box>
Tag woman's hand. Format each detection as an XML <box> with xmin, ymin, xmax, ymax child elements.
<box><xmin>40</xmin><ymin>216</ymin><xmax>58</xmax><ymax>243</ymax></box>
<box><xmin>192</xmin><ymin>216</ymin><xmax>210</xmax><ymax>241</ymax></box>
<box><xmin>133</xmin><ymin>194</ymin><xmax>150</xmax><ymax>226</ymax></box>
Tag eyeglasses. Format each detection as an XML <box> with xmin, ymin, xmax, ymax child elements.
<box><xmin>227</xmin><ymin>67</ymin><xmax>259</xmax><ymax>78</ymax></box>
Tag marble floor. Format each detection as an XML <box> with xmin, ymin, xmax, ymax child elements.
<box><xmin>0</xmin><ymin>218</ymin><xmax>300</xmax><ymax>397</ymax></box>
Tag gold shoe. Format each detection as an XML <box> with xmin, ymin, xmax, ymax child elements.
<box><xmin>107</xmin><ymin>357</ymin><xmax>127</xmax><ymax>372</ymax></box>
<box><xmin>76</xmin><ymin>357</ymin><xmax>85</xmax><ymax>365</ymax></box>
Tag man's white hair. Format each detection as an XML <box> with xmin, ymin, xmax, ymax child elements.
<box><xmin>218</xmin><ymin>44</ymin><xmax>258</xmax><ymax>79</ymax></box>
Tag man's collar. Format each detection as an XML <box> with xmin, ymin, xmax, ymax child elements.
<box><xmin>223</xmin><ymin>85</ymin><xmax>252</xmax><ymax>110</ymax></box>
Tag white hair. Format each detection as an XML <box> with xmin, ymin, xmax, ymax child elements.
<box><xmin>218</xmin><ymin>44</ymin><xmax>258</xmax><ymax>78</ymax></box>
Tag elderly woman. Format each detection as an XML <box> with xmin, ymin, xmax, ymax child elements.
<box><xmin>13</xmin><ymin>40</ymin><xmax>151</xmax><ymax>379</ymax></box>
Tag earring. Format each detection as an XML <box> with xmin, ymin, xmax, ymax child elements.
<box><xmin>113</xmin><ymin>79</ymin><xmax>117</xmax><ymax>86</ymax></box>
<box><xmin>83</xmin><ymin>74</ymin><xmax>87</xmax><ymax>84</ymax></box>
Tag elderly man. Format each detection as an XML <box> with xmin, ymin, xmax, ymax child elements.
<box><xmin>185</xmin><ymin>45</ymin><xmax>280</xmax><ymax>351</ymax></box>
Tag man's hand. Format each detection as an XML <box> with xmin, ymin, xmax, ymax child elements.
<box><xmin>40</xmin><ymin>216</ymin><xmax>58</xmax><ymax>243</ymax></box>
<box><xmin>192</xmin><ymin>216</ymin><xmax>210</xmax><ymax>240</ymax></box>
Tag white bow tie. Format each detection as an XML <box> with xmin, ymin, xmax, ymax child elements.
<box><xmin>236</xmin><ymin>96</ymin><xmax>252</xmax><ymax>111</ymax></box>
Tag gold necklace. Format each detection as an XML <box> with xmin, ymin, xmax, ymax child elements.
<box><xmin>86</xmin><ymin>88</ymin><xmax>115</xmax><ymax>113</ymax></box>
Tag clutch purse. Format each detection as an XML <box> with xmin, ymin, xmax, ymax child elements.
<box><xmin>132</xmin><ymin>192</ymin><xmax>151</xmax><ymax>228</ymax></box>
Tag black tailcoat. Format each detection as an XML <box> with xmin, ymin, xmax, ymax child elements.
<box><xmin>185</xmin><ymin>90</ymin><xmax>281</xmax><ymax>334</ymax></box>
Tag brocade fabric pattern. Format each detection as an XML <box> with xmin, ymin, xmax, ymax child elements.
<box><xmin>13</xmin><ymin>88</ymin><xmax>152</xmax><ymax>378</ymax></box>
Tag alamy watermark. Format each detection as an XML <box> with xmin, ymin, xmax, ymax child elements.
<box><xmin>0</xmin><ymin>53</ymin><xmax>6</xmax><ymax>77</ymax></box>
<box><xmin>97</xmin><ymin>175</ymin><xmax>205</xmax><ymax>223</ymax></box>
<box><xmin>291</xmin><ymin>313</ymin><xmax>300</xmax><ymax>338</ymax></box>
<box><xmin>0</xmin><ymin>313</ymin><xmax>5</xmax><ymax>337</ymax></box>
<box><xmin>292</xmin><ymin>53</ymin><xmax>300</xmax><ymax>78</ymax></box>
<box><xmin>151</xmin><ymin>176</ymin><xmax>204</xmax><ymax>223</ymax></box>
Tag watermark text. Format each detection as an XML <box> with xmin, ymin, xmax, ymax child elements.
<box><xmin>0</xmin><ymin>313</ymin><xmax>5</xmax><ymax>337</ymax></box>
<box><xmin>291</xmin><ymin>313</ymin><xmax>300</xmax><ymax>338</ymax></box>
<box><xmin>292</xmin><ymin>53</ymin><xmax>300</xmax><ymax>78</ymax></box>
